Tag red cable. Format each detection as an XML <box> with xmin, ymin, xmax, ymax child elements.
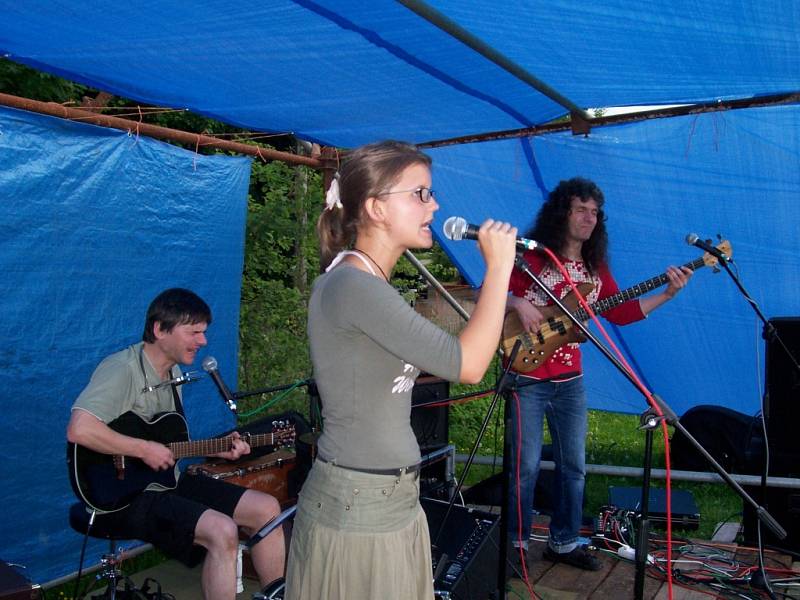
<box><xmin>538</xmin><ymin>246</ymin><xmax>675</xmax><ymax>599</ymax></box>
<box><xmin>512</xmin><ymin>390</ymin><xmax>537</xmax><ymax>598</ymax></box>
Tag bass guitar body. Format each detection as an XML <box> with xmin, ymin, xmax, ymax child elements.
<box><xmin>501</xmin><ymin>282</ymin><xmax>594</xmax><ymax>372</ymax></box>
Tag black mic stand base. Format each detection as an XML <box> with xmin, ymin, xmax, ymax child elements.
<box><xmin>633</xmin><ymin>407</ymin><xmax>663</xmax><ymax>600</ymax></box>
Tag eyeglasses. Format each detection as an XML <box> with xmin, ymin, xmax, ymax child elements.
<box><xmin>377</xmin><ymin>186</ymin><xmax>435</xmax><ymax>203</ymax></box>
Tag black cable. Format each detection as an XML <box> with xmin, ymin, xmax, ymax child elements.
<box><xmin>73</xmin><ymin>521</ymin><xmax>92</xmax><ymax>600</ymax></box>
<box><xmin>709</xmin><ymin>510</ymin><xmax>745</xmax><ymax>541</ymax></box>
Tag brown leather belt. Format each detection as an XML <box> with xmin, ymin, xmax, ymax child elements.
<box><xmin>317</xmin><ymin>456</ymin><xmax>420</xmax><ymax>477</ymax></box>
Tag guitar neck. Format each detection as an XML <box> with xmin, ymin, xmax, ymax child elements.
<box><xmin>576</xmin><ymin>255</ymin><xmax>704</xmax><ymax>320</ymax></box>
<box><xmin>168</xmin><ymin>432</ymin><xmax>276</xmax><ymax>460</ymax></box>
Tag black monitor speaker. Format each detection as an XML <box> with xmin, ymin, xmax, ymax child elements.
<box><xmin>742</xmin><ymin>317</ymin><xmax>800</xmax><ymax>552</ymax></box>
<box><xmin>411</xmin><ymin>375</ymin><xmax>450</xmax><ymax>452</ymax></box>
<box><xmin>764</xmin><ymin>317</ymin><xmax>800</xmax><ymax>472</ymax></box>
<box><xmin>422</xmin><ymin>497</ymin><xmax>500</xmax><ymax>600</ymax></box>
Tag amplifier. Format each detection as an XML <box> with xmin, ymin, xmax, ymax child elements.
<box><xmin>412</xmin><ymin>375</ymin><xmax>450</xmax><ymax>451</ymax></box>
<box><xmin>0</xmin><ymin>561</ymin><xmax>40</xmax><ymax>600</ymax></box>
<box><xmin>188</xmin><ymin>448</ymin><xmax>297</xmax><ymax>509</ymax></box>
<box><xmin>608</xmin><ymin>486</ymin><xmax>700</xmax><ymax>530</ymax></box>
<box><xmin>422</xmin><ymin>497</ymin><xmax>500</xmax><ymax>600</ymax></box>
<box><xmin>420</xmin><ymin>444</ymin><xmax>455</xmax><ymax>501</ymax></box>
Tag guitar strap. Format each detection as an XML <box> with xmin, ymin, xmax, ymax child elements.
<box><xmin>171</xmin><ymin>381</ymin><xmax>185</xmax><ymax>418</ymax></box>
<box><xmin>138</xmin><ymin>343</ymin><xmax>186</xmax><ymax>418</ymax></box>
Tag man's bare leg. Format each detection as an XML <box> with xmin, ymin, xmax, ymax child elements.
<box><xmin>235</xmin><ymin>489</ymin><xmax>286</xmax><ymax>586</ymax></box>
<box><xmin>194</xmin><ymin>509</ymin><xmax>240</xmax><ymax>600</ymax></box>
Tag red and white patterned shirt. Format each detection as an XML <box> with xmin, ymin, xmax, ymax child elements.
<box><xmin>508</xmin><ymin>250</ymin><xmax>645</xmax><ymax>379</ymax></box>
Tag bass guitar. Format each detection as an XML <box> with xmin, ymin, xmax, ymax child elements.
<box><xmin>501</xmin><ymin>240</ymin><xmax>732</xmax><ymax>372</ymax></box>
<box><xmin>67</xmin><ymin>411</ymin><xmax>296</xmax><ymax>513</ymax></box>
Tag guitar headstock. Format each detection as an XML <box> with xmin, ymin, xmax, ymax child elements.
<box><xmin>271</xmin><ymin>420</ymin><xmax>296</xmax><ymax>448</ymax></box>
<box><xmin>700</xmin><ymin>239</ymin><xmax>732</xmax><ymax>269</ymax></box>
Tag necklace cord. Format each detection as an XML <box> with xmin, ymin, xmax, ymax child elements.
<box><xmin>353</xmin><ymin>248</ymin><xmax>390</xmax><ymax>282</ymax></box>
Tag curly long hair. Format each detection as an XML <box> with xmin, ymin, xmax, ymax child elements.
<box><xmin>525</xmin><ymin>177</ymin><xmax>609</xmax><ymax>274</ymax></box>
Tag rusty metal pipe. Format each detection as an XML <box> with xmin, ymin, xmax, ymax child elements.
<box><xmin>0</xmin><ymin>92</ymin><xmax>326</xmax><ymax>169</ymax></box>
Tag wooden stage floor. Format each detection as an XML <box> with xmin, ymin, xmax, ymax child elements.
<box><xmin>128</xmin><ymin>534</ymin><xmax>799</xmax><ymax>600</ymax></box>
<box><xmin>509</xmin><ymin>537</ymin><xmax>800</xmax><ymax>600</ymax></box>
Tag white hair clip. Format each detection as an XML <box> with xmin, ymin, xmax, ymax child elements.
<box><xmin>324</xmin><ymin>177</ymin><xmax>342</xmax><ymax>211</ymax></box>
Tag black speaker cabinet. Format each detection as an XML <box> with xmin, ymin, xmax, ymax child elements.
<box><xmin>765</xmin><ymin>317</ymin><xmax>800</xmax><ymax>473</ymax></box>
<box><xmin>420</xmin><ymin>444</ymin><xmax>456</xmax><ymax>501</ymax></box>
<box><xmin>742</xmin><ymin>318</ymin><xmax>800</xmax><ymax>552</ymax></box>
<box><xmin>742</xmin><ymin>485</ymin><xmax>800</xmax><ymax>554</ymax></box>
<box><xmin>411</xmin><ymin>375</ymin><xmax>450</xmax><ymax>452</ymax></box>
<box><xmin>422</xmin><ymin>497</ymin><xmax>500</xmax><ymax>600</ymax></box>
<box><xmin>0</xmin><ymin>561</ymin><xmax>40</xmax><ymax>600</ymax></box>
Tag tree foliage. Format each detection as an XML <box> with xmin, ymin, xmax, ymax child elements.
<box><xmin>1</xmin><ymin>59</ymin><xmax>463</xmax><ymax>420</ymax></box>
<box><xmin>237</xmin><ymin>156</ymin><xmax>323</xmax><ymax>416</ymax></box>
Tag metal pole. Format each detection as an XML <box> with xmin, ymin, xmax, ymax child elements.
<box><xmin>0</xmin><ymin>92</ymin><xmax>325</xmax><ymax>169</ymax></box>
<box><xmin>455</xmin><ymin>454</ymin><xmax>800</xmax><ymax>489</ymax></box>
<box><xmin>395</xmin><ymin>0</ymin><xmax>592</xmax><ymax>122</ymax></box>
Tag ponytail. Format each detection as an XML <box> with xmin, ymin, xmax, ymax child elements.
<box><xmin>317</xmin><ymin>205</ymin><xmax>356</xmax><ymax>271</ymax></box>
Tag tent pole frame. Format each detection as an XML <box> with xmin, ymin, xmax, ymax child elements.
<box><xmin>395</xmin><ymin>0</ymin><xmax>593</xmax><ymax>127</ymax></box>
<box><xmin>418</xmin><ymin>91</ymin><xmax>800</xmax><ymax>149</ymax></box>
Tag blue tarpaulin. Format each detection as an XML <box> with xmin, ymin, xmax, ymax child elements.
<box><xmin>1</xmin><ymin>1</ymin><xmax>798</xmax><ymax>145</ymax></box>
<box><xmin>428</xmin><ymin>105</ymin><xmax>800</xmax><ymax>416</ymax></box>
<box><xmin>0</xmin><ymin>106</ymin><xmax>251</xmax><ymax>583</ymax></box>
<box><xmin>0</xmin><ymin>0</ymin><xmax>798</xmax><ymax>585</ymax></box>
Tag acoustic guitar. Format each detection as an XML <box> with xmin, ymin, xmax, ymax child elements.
<box><xmin>67</xmin><ymin>411</ymin><xmax>296</xmax><ymax>513</ymax></box>
<box><xmin>501</xmin><ymin>241</ymin><xmax>732</xmax><ymax>372</ymax></box>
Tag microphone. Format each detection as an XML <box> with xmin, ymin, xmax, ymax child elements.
<box><xmin>201</xmin><ymin>356</ymin><xmax>238</xmax><ymax>413</ymax></box>
<box><xmin>141</xmin><ymin>371</ymin><xmax>201</xmax><ymax>394</ymax></box>
<box><xmin>685</xmin><ymin>233</ymin><xmax>731</xmax><ymax>263</ymax></box>
<box><xmin>442</xmin><ymin>216</ymin><xmax>539</xmax><ymax>250</ymax></box>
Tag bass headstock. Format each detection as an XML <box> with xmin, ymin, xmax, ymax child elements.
<box><xmin>701</xmin><ymin>239</ymin><xmax>732</xmax><ymax>270</ymax></box>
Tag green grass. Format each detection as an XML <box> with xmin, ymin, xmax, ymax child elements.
<box><xmin>449</xmin><ymin>391</ymin><xmax>742</xmax><ymax>541</ymax></box>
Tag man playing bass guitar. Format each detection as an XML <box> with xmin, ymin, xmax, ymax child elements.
<box><xmin>506</xmin><ymin>178</ymin><xmax>692</xmax><ymax>572</ymax></box>
<box><xmin>67</xmin><ymin>288</ymin><xmax>285</xmax><ymax>599</ymax></box>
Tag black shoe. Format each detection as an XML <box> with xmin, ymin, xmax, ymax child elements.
<box><xmin>254</xmin><ymin>576</ymin><xmax>285</xmax><ymax>600</ymax></box>
<box><xmin>542</xmin><ymin>545</ymin><xmax>601</xmax><ymax>571</ymax></box>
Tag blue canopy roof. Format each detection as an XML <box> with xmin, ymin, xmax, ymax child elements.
<box><xmin>2</xmin><ymin>1</ymin><xmax>798</xmax><ymax>145</ymax></box>
<box><xmin>1</xmin><ymin>2</ymin><xmax>799</xmax><ymax>584</ymax></box>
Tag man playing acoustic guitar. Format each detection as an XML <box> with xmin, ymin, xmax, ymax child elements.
<box><xmin>506</xmin><ymin>178</ymin><xmax>692</xmax><ymax>571</ymax></box>
<box><xmin>67</xmin><ymin>288</ymin><xmax>285</xmax><ymax>599</ymax></box>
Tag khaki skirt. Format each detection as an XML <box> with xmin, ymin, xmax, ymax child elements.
<box><xmin>284</xmin><ymin>459</ymin><xmax>433</xmax><ymax>600</ymax></box>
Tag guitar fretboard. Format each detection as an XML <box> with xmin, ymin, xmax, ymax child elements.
<box><xmin>168</xmin><ymin>432</ymin><xmax>277</xmax><ymax>460</ymax></box>
<box><xmin>574</xmin><ymin>256</ymin><xmax>705</xmax><ymax>321</ymax></box>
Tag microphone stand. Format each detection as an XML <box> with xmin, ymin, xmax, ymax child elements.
<box><xmin>714</xmin><ymin>256</ymin><xmax>800</xmax><ymax>599</ymax></box>
<box><xmin>232</xmin><ymin>379</ymin><xmax>314</xmax><ymax>400</ymax></box>
<box><xmin>430</xmin><ymin>340</ymin><xmax>522</xmax><ymax>600</ymax></box>
<box><xmin>717</xmin><ymin>260</ymin><xmax>800</xmax><ymax>379</ymax></box>
<box><xmin>512</xmin><ymin>254</ymin><xmax>787</xmax><ymax>600</ymax></box>
<box><xmin>234</xmin><ymin>379</ymin><xmax>323</xmax><ymax>433</ymax></box>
